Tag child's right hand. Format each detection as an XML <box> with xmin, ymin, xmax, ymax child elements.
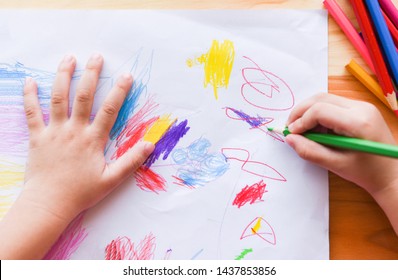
<box><xmin>285</xmin><ymin>93</ymin><xmax>398</xmax><ymax>200</ymax></box>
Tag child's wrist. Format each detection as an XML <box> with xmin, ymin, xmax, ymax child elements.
<box><xmin>19</xmin><ymin>185</ymin><xmax>80</xmax><ymax>224</ymax></box>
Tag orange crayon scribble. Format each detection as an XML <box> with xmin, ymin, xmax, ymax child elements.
<box><xmin>188</xmin><ymin>39</ymin><xmax>235</xmax><ymax>100</ymax></box>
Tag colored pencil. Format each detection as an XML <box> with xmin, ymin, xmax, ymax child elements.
<box><xmin>382</xmin><ymin>9</ymin><xmax>398</xmax><ymax>47</ymax></box>
<box><xmin>268</xmin><ymin>127</ymin><xmax>398</xmax><ymax>158</ymax></box>
<box><xmin>379</xmin><ymin>0</ymin><xmax>398</xmax><ymax>29</ymax></box>
<box><xmin>365</xmin><ymin>0</ymin><xmax>398</xmax><ymax>88</ymax></box>
<box><xmin>346</xmin><ymin>59</ymin><xmax>391</xmax><ymax>110</ymax></box>
<box><xmin>323</xmin><ymin>0</ymin><xmax>375</xmax><ymax>72</ymax></box>
<box><xmin>350</xmin><ymin>0</ymin><xmax>398</xmax><ymax>115</ymax></box>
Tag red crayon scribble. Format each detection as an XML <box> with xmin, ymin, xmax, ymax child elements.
<box><xmin>232</xmin><ymin>180</ymin><xmax>267</xmax><ymax>208</ymax></box>
<box><xmin>135</xmin><ymin>167</ymin><xmax>167</xmax><ymax>194</ymax></box>
<box><xmin>241</xmin><ymin>56</ymin><xmax>295</xmax><ymax>111</ymax></box>
<box><xmin>241</xmin><ymin>217</ymin><xmax>276</xmax><ymax>245</ymax></box>
<box><xmin>105</xmin><ymin>233</ymin><xmax>156</xmax><ymax>260</ymax></box>
<box><xmin>112</xmin><ymin>97</ymin><xmax>159</xmax><ymax>160</ymax></box>
<box><xmin>113</xmin><ymin>117</ymin><xmax>158</xmax><ymax>160</ymax></box>
<box><xmin>221</xmin><ymin>148</ymin><xmax>286</xmax><ymax>182</ymax></box>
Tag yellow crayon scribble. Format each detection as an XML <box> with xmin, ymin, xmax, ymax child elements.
<box><xmin>0</xmin><ymin>195</ymin><xmax>13</xmax><ymax>220</ymax></box>
<box><xmin>143</xmin><ymin>114</ymin><xmax>176</xmax><ymax>144</ymax></box>
<box><xmin>188</xmin><ymin>39</ymin><xmax>235</xmax><ymax>100</ymax></box>
<box><xmin>251</xmin><ymin>217</ymin><xmax>262</xmax><ymax>234</ymax></box>
<box><xmin>0</xmin><ymin>159</ymin><xmax>24</xmax><ymax>189</ymax></box>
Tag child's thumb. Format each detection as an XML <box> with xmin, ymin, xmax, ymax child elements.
<box><xmin>106</xmin><ymin>141</ymin><xmax>155</xmax><ymax>187</ymax></box>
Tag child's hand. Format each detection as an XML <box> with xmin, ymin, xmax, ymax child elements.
<box><xmin>285</xmin><ymin>93</ymin><xmax>398</xmax><ymax>234</ymax></box>
<box><xmin>22</xmin><ymin>53</ymin><xmax>155</xmax><ymax>222</ymax></box>
<box><xmin>285</xmin><ymin>93</ymin><xmax>398</xmax><ymax>196</ymax></box>
<box><xmin>0</xmin><ymin>54</ymin><xmax>155</xmax><ymax>259</ymax></box>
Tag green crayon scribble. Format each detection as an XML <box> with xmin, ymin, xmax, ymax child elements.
<box><xmin>235</xmin><ymin>248</ymin><xmax>253</xmax><ymax>260</ymax></box>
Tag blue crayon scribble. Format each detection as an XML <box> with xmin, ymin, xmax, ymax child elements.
<box><xmin>171</xmin><ymin>138</ymin><xmax>229</xmax><ymax>188</ymax></box>
<box><xmin>0</xmin><ymin>62</ymin><xmax>54</xmax><ymax>108</ymax></box>
<box><xmin>110</xmin><ymin>51</ymin><xmax>154</xmax><ymax>140</ymax></box>
<box><xmin>144</xmin><ymin>119</ymin><xmax>190</xmax><ymax>168</ymax></box>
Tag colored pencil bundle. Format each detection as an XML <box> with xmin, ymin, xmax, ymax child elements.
<box><xmin>324</xmin><ymin>0</ymin><xmax>398</xmax><ymax>117</ymax></box>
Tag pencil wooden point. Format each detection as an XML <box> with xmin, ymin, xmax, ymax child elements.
<box><xmin>346</xmin><ymin>59</ymin><xmax>392</xmax><ymax>110</ymax></box>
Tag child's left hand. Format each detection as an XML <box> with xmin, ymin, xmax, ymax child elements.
<box><xmin>0</xmin><ymin>54</ymin><xmax>154</xmax><ymax>259</ymax></box>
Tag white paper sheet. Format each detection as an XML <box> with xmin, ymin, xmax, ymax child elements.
<box><xmin>0</xmin><ymin>10</ymin><xmax>328</xmax><ymax>259</ymax></box>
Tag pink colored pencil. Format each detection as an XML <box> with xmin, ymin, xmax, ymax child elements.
<box><xmin>323</xmin><ymin>0</ymin><xmax>375</xmax><ymax>73</ymax></box>
<box><xmin>379</xmin><ymin>0</ymin><xmax>398</xmax><ymax>29</ymax></box>
<box><xmin>350</xmin><ymin>0</ymin><xmax>398</xmax><ymax>116</ymax></box>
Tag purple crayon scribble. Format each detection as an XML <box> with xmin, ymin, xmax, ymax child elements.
<box><xmin>225</xmin><ymin>107</ymin><xmax>272</xmax><ymax>129</ymax></box>
<box><xmin>144</xmin><ymin>119</ymin><xmax>190</xmax><ymax>168</ymax></box>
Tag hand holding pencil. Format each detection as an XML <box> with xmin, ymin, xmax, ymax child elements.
<box><xmin>284</xmin><ymin>94</ymin><xmax>398</xmax><ymax>195</ymax></box>
<box><xmin>284</xmin><ymin>94</ymin><xmax>398</xmax><ymax>235</ymax></box>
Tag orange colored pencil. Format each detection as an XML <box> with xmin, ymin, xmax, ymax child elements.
<box><xmin>350</xmin><ymin>0</ymin><xmax>398</xmax><ymax>116</ymax></box>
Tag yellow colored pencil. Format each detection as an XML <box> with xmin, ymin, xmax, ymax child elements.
<box><xmin>346</xmin><ymin>59</ymin><xmax>392</xmax><ymax>110</ymax></box>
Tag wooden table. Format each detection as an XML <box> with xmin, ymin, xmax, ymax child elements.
<box><xmin>2</xmin><ymin>0</ymin><xmax>398</xmax><ymax>259</ymax></box>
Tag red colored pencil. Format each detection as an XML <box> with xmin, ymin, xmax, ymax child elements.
<box><xmin>350</xmin><ymin>0</ymin><xmax>398</xmax><ymax>115</ymax></box>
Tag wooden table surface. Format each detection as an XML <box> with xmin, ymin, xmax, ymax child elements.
<box><xmin>2</xmin><ymin>0</ymin><xmax>398</xmax><ymax>259</ymax></box>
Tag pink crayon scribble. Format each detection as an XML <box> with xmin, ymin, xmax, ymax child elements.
<box><xmin>135</xmin><ymin>167</ymin><xmax>167</xmax><ymax>194</ymax></box>
<box><xmin>221</xmin><ymin>148</ymin><xmax>286</xmax><ymax>182</ymax></box>
<box><xmin>232</xmin><ymin>180</ymin><xmax>267</xmax><ymax>208</ymax></box>
<box><xmin>44</xmin><ymin>212</ymin><xmax>88</xmax><ymax>260</ymax></box>
<box><xmin>241</xmin><ymin>56</ymin><xmax>295</xmax><ymax>111</ymax></box>
<box><xmin>241</xmin><ymin>217</ymin><xmax>276</xmax><ymax>245</ymax></box>
<box><xmin>105</xmin><ymin>233</ymin><xmax>156</xmax><ymax>260</ymax></box>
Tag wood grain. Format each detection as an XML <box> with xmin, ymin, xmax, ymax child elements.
<box><xmin>0</xmin><ymin>0</ymin><xmax>397</xmax><ymax>259</ymax></box>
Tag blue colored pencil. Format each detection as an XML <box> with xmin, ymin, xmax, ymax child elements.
<box><xmin>365</xmin><ymin>0</ymin><xmax>398</xmax><ymax>88</ymax></box>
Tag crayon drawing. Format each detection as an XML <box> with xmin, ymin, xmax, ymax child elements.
<box><xmin>187</xmin><ymin>39</ymin><xmax>235</xmax><ymax>100</ymax></box>
<box><xmin>171</xmin><ymin>138</ymin><xmax>229</xmax><ymax>188</ymax></box>
<box><xmin>241</xmin><ymin>217</ymin><xmax>276</xmax><ymax>245</ymax></box>
<box><xmin>105</xmin><ymin>233</ymin><xmax>156</xmax><ymax>260</ymax></box>
<box><xmin>0</xmin><ymin>10</ymin><xmax>328</xmax><ymax>259</ymax></box>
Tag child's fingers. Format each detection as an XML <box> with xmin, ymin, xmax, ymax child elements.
<box><xmin>50</xmin><ymin>55</ymin><xmax>76</xmax><ymax>124</ymax></box>
<box><xmin>91</xmin><ymin>74</ymin><xmax>133</xmax><ymax>139</ymax></box>
<box><xmin>287</xmin><ymin>93</ymin><xmax>352</xmax><ymax>125</ymax></box>
<box><xmin>104</xmin><ymin>141</ymin><xmax>155</xmax><ymax>187</ymax></box>
<box><xmin>71</xmin><ymin>53</ymin><xmax>103</xmax><ymax>124</ymax></box>
<box><xmin>288</xmin><ymin>102</ymin><xmax>356</xmax><ymax>137</ymax></box>
<box><xmin>285</xmin><ymin>134</ymin><xmax>344</xmax><ymax>169</ymax></box>
<box><xmin>23</xmin><ymin>77</ymin><xmax>45</xmax><ymax>135</ymax></box>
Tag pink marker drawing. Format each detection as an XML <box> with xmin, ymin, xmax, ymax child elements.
<box><xmin>241</xmin><ymin>56</ymin><xmax>295</xmax><ymax>111</ymax></box>
<box><xmin>221</xmin><ymin>148</ymin><xmax>286</xmax><ymax>182</ymax></box>
<box><xmin>241</xmin><ymin>217</ymin><xmax>276</xmax><ymax>245</ymax></box>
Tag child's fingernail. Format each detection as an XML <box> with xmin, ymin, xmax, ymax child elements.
<box><xmin>90</xmin><ymin>52</ymin><xmax>102</xmax><ymax>61</ymax></box>
<box><xmin>288</xmin><ymin>121</ymin><xmax>296</xmax><ymax>132</ymax></box>
<box><xmin>122</xmin><ymin>73</ymin><xmax>132</xmax><ymax>81</ymax></box>
<box><xmin>25</xmin><ymin>77</ymin><xmax>33</xmax><ymax>84</ymax></box>
<box><xmin>143</xmin><ymin>141</ymin><xmax>155</xmax><ymax>154</ymax></box>
<box><xmin>63</xmin><ymin>54</ymin><xmax>74</xmax><ymax>62</ymax></box>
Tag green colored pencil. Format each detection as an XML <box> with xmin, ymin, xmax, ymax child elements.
<box><xmin>267</xmin><ymin>127</ymin><xmax>398</xmax><ymax>158</ymax></box>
